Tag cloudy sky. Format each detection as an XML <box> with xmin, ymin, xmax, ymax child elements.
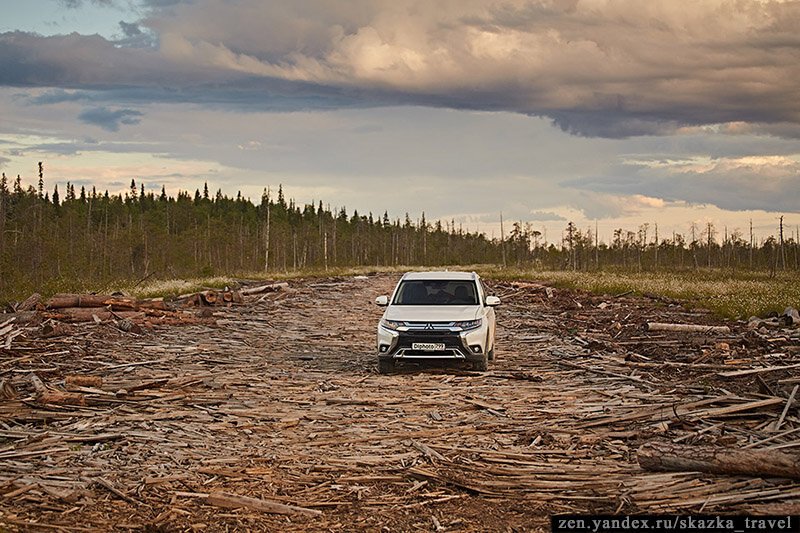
<box><xmin>1</xmin><ymin>0</ymin><xmax>799</xmax><ymax>243</ymax></box>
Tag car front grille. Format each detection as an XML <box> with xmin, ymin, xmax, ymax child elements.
<box><xmin>390</xmin><ymin>331</ymin><xmax>468</xmax><ymax>358</ymax></box>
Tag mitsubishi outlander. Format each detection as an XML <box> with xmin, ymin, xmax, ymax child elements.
<box><xmin>374</xmin><ymin>271</ymin><xmax>500</xmax><ymax>373</ymax></box>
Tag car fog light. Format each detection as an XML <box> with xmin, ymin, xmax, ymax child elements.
<box><xmin>379</xmin><ymin>344</ymin><xmax>389</xmax><ymax>353</ymax></box>
<box><xmin>470</xmin><ymin>345</ymin><xmax>482</xmax><ymax>353</ymax></box>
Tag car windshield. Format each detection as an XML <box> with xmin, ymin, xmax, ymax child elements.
<box><xmin>392</xmin><ymin>280</ymin><xmax>478</xmax><ymax>305</ymax></box>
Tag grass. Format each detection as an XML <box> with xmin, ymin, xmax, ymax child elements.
<box><xmin>5</xmin><ymin>264</ymin><xmax>798</xmax><ymax>320</ymax></box>
<box><xmin>127</xmin><ymin>276</ymin><xmax>236</xmax><ymax>299</ymax></box>
<box><xmin>481</xmin><ymin>266</ymin><xmax>800</xmax><ymax>320</ymax></box>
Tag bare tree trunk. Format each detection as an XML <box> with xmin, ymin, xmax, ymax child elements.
<box><xmin>103</xmin><ymin>208</ymin><xmax>109</xmax><ymax>278</ymax></box>
<box><xmin>654</xmin><ymin>222</ymin><xmax>658</xmax><ymax>269</ymax></box>
<box><xmin>595</xmin><ymin>220</ymin><xmax>599</xmax><ymax>269</ymax></box>
<box><xmin>638</xmin><ymin>441</ymin><xmax>800</xmax><ymax>479</ymax></box>
<box><xmin>500</xmin><ymin>213</ymin><xmax>507</xmax><ymax>268</ymax></box>
<box><xmin>264</xmin><ymin>194</ymin><xmax>270</xmax><ymax>273</ymax></box>
<box><xmin>796</xmin><ymin>226</ymin><xmax>799</xmax><ymax>270</ymax></box>
<box><xmin>779</xmin><ymin>215</ymin><xmax>786</xmax><ymax>270</ymax></box>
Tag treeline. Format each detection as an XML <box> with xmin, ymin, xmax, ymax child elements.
<box><xmin>503</xmin><ymin>220</ymin><xmax>800</xmax><ymax>273</ymax></box>
<box><xmin>1</xmin><ymin>164</ymin><xmax>798</xmax><ymax>300</ymax></box>
<box><xmin>0</xmin><ymin>167</ymin><xmax>501</xmax><ymax>299</ymax></box>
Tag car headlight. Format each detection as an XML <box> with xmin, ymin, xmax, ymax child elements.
<box><xmin>381</xmin><ymin>318</ymin><xmax>404</xmax><ymax>330</ymax></box>
<box><xmin>454</xmin><ymin>319</ymin><xmax>482</xmax><ymax>331</ymax></box>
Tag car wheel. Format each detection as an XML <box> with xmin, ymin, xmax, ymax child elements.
<box><xmin>472</xmin><ymin>354</ymin><xmax>488</xmax><ymax>372</ymax></box>
<box><xmin>487</xmin><ymin>333</ymin><xmax>495</xmax><ymax>361</ymax></box>
<box><xmin>378</xmin><ymin>359</ymin><xmax>395</xmax><ymax>374</ymax></box>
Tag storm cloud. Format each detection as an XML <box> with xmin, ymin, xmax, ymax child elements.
<box><xmin>1</xmin><ymin>0</ymin><xmax>799</xmax><ymax>235</ymax></box>
<box><xmin>1</xmin><ymin>0</ymin><xmax>799</xmax><ymax>137</ymax></box>
<box><xmin>78</xmin><ymin>106</ymin><xmax>143</xmax><ymax>131</ymax></box>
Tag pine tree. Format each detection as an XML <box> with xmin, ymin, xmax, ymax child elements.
<box><xmin>38</xmin><ymin>162</ymin><xmax>44</xmax><ymax>198</ymax></box>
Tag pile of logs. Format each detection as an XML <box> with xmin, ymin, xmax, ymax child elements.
<box><xmin>44</xmin><ymin>294</ymin><xmax>171</xmax><ymax>324</ymax></box>
<box><xmin>173</xmin><ymin>289</ymin><xmax>243</xmax><ymax>308</ymax></box>
<box><xmin>40</xmin><ymin>293</ymin><xmax>204</xmax><ymax>327</ymax></box>
<box><xmin>1</xmin><ymin>281</ymin><xmax>292</xmax><ymax>327</ymax></box>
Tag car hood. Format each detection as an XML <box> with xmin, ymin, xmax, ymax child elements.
<box><xmin>384</xmin><ymin>305</ymin><xmax>481</xmax><ymax>322</ymax></box>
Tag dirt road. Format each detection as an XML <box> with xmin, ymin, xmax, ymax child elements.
<box><xmin>1</xmin><ymin>274</ymin><xmax>798</xmax><ymax>531</ymax></box>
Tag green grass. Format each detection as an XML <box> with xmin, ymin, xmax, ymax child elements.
<box><xmin>481</xmin><ymin>266</ymin><xmax>800</xmax><ymax>320</ymax></box>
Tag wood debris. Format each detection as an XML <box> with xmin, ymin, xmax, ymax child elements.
<box><xmin>0</xmin><ymin>273</ymin><xmax>798</xmax><ymax>530</ymax></box>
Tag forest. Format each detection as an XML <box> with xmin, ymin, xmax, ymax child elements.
<box><xmin>0</xmin><ymin>163</ymin><xmax>798</xmax><ymax>301</ymax></box>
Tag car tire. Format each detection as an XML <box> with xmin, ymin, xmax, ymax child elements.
<box><xmin>378</xmin><ymin>359</ymin><xmax>395</xmax><ymax>374</ymax></box>
<box><xmin>487</xmin><ymin>333</ymin><xmax>495</xmax><ymax>361</ymax></box>
<box><xmin>472</xmin><ymin>354</ymin><xmax>488</xmax><ymax>372</ymax></box>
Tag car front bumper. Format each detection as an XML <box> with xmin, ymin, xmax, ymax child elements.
<box><xmin>376</xmin><ymin>324</ymin><xmax>487</xmax><ymax>364</ymax></box>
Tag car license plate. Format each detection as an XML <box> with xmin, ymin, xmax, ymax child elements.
<box><xmin>412</xmin><ymin>342</ymin><xmax>445</xmax><ymax>351</ymax></box>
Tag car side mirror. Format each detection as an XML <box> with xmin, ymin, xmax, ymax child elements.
<box><xmin>485</xmin><ymin>296</ymin><xmax>501</xmax><ymax>307</ymax></box>
<box><xmin>375</xmin><ymin>295</ymin><xmax>389</xmax><ymax>306</ymax></box>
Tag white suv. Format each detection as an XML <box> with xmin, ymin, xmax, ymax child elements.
<box><xmin>375</xmin><ymin>271</ymin><xmax>500</xmax><ymax>373</ymax></box>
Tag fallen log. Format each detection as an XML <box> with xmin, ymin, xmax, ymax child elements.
<box><xmin>240</xmin><ymin>282</ymin><xmax>288</xmax><ymax>296</ymax></box>
<box><xmin>206</xmin><ymin>491</ymin><xmax>322</xmax><ymax>517</ymax></box>
<box><xmin>719</xmin><ymin>362</ymin><xmax>800</xmax><ymax>378</ymax></box>
<box><xmin>0</xmin><ymin>311</ymin><xmax>40</xmax><ymax>326</ymax></box>
<box><xmin>29</xmin><ymin>374</ymin><xmax>87</xmax><ymax>405</ymax></box>
<box><xmin>200</xmin><ymin>291</ymin><xmax>217</xmax><ymax>305</ymax></box>
<box><xmin>138</xmin><ymin>298</ymin><xmax>169</xmax><ymax>310</ymax></box>
<box><xmin>638</xmin><ymin>441</ymin><xmax>800</xmax><ymax>479</ymax></box>
<box><xmin>37</xmin><ymin>391</ymin><xmax>86</xmax><ymax>406</ymax></box>
<box><xmin>41</xmin><ymin>321</ymin><xmax>73</xmax><ymax>338</ymax></box>
<box><xmin>176</xmin><ymin>293</ymin><xmax>202</xmax><ymax>307</ymax></box>
<box><xmin>645</xmin><ymin>322</ymin><xmax>730</xmax><ymax>334</ymax></box>
<box><xmin>17</xmin><ymin>292</ymin><xmax>42</xmax><ymax>312</ymax></box>
<box><xmin>45</xmin><ymin>294</ymin><xmax>139</xmax><ymax>310</ymax></box>
<box><xmin>65</xmin><ymin>376</ymin><xmax>103</xmax><ymax>389</ymax></box>
<box><xmin>43</xmin><ymin>308</ymin><xmax>145</xmax><ymax>323</ymax></box>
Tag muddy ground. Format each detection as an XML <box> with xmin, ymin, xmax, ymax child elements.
<box><xmin>1</xmin><ymin>273</ymin><xmax>799</xmax><ymax>532</ymax></box>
